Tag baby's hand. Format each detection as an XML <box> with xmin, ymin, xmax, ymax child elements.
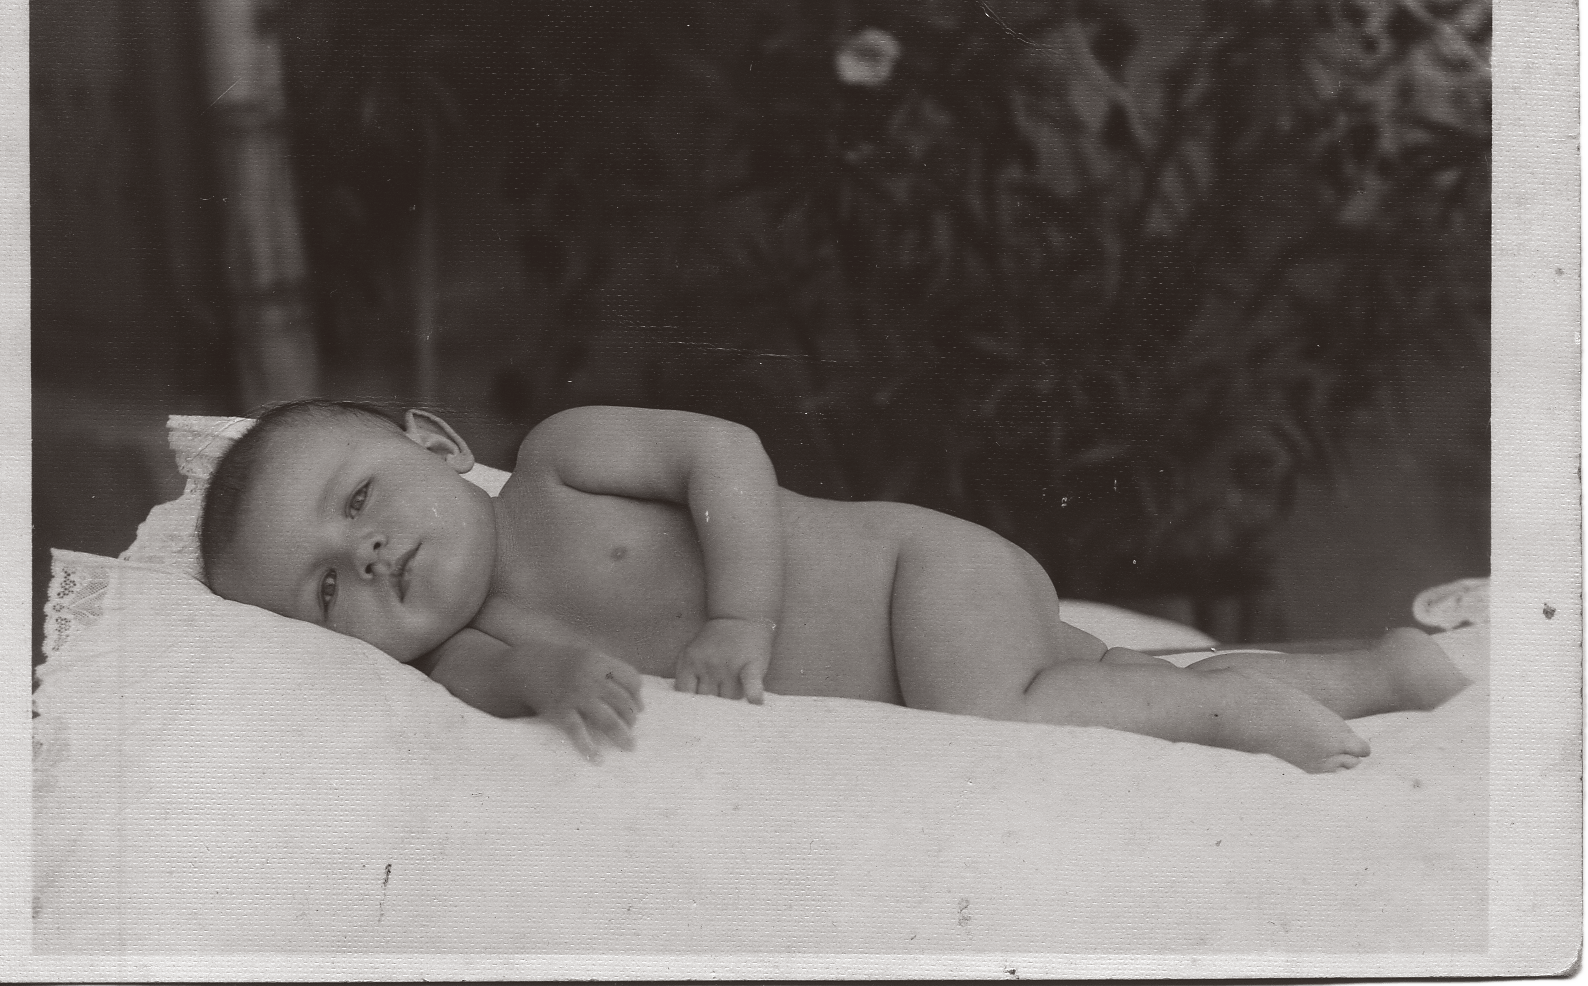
<box><xmin>675</xmin><ymin>617</ymin><xmax>774</xmax><ymax>703</ymax></box>
<box><xmin>524</xmin><ymin>647</ymin><xmax>645</xmax><ymax>761</ymax></box>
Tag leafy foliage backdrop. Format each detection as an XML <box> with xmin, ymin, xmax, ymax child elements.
<box><xmin>277</xmin><ymin>0</ymin><xmax>1489</xmax><ymax>622</ymax></box>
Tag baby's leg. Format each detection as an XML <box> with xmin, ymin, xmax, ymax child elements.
<box><xmin>1180</xmin><ymin>628</ymin><xmax>1471</xmax><ymax>720</ymax></box>
<box><xmin>887</xmin><ymin>517</ymin><xmax>1369</xmax><ymax>772</ymax></box>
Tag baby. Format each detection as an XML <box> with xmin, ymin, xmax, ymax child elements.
<box><xmin>201</xmin><ymin>399</ymin><xmax>1470</xmax><ymax>771</ymax></box>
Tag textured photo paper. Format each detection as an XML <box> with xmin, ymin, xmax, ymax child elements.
<box><xmin>0</xmin><ymin>0</ymin><xmax>1579</xmax><ymax>979</ymax></box>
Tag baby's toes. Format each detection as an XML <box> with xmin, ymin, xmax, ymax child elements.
<box><xmin>1316</xmin><ymin>753</ymin><xmax>1363</xmax><ymax>772</ymax></box>
<box><xmin>1306</xmin><ymin>731</ymin><xmax>1371</xmax><ymax>773</ymax></box>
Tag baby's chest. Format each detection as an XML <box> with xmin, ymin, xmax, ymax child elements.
<box><xmin>493</xmin><ymin>486</ymin><xmax>707</xmax><ymax>627</ymax></box>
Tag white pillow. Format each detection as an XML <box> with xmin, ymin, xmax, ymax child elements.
<box><xmin>35</xmin><ymin>553</ymin><xmax>456</xmax><ymax>949</ymax></box>
<box><xmin>34</xmin><ymin>413</ymin><xmax>516</xmax><ymax>949</ymax></box>
<box><xmin>32</xmin><ymin>549</ymin><xmax>1490</xmax><ymax>954</ymax></box>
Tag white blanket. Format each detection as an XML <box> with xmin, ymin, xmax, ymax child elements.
<box><xmin>33</xmin><ymin>414</ymin><xmax>1486</xmax><ymax>954</ymax></box>
<box><xmin>34</xmin><ymin>557</ymin><xmax>1486</xmax><ymax>953</ymax></box>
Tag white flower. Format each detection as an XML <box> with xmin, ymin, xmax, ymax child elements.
<box><xmin>835</xmin><ymin>28</ymin><xmax>902</xmax><ymax>88</ymax></box>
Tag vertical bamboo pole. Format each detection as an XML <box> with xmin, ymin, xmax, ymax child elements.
<box><xmin>200</xmin><ymin>0</ymin><xmax>319</xmax><ymax>408</ymax></box>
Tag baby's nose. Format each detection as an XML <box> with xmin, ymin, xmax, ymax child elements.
<box><xmin>359</xmin><ymin>535</ymin><xmax>391</xmax><ymax>578</ymax></box>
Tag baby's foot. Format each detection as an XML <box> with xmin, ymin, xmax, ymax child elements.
<box><xmin>1375</xmin><ymin>627</ymin><xmax>1472</xmax><ymax>711</ymax></box>
<box><xmin>1210</xmin><ymin>669</ymin><xmax>1372</xmax><ymax>773</ymax></box>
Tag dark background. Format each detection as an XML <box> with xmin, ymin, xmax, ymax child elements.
<box><xmin>32</xmin><ymin>0</ymin><xmax>1490</xmax><ymax>656</ymax></box>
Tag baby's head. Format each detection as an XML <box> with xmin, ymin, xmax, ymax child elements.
<box><xmin>201</xmin><ymin>399</ymin><xmax>499</xmax><ymax>663</ymax></box>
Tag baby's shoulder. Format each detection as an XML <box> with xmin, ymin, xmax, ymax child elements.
<box><xmin>502</xmin><ymin>408</ymin><xmax>620</xmax><ymax>490</ymax></box>
<box><xmin>506</xmin><ymin>417</ymin><xmax>561</xmax><ymax>474</ymax></box>
<box><xmin>512</xmin><ymin>405</ymin><xmax>630</xmax><ymax>455</ymax></box>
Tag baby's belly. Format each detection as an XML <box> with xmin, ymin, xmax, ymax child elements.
<box><xmin>494</xmin><ymin>485</ymin><xmax>905</xmax><ymax>700</ymax></box>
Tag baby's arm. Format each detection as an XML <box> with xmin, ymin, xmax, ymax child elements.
<box><xmin>520</xmin><ymin>406</ymin><xmax>783</xmax><ymax>702</ymax></box>
<box><xmin>424</xmin><ymin>628</ymin><xmax>644</xmax><ymax>759</ymax></box>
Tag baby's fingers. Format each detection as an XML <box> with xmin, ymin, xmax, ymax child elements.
<box><xmin>604</xmin><ymin>662</ymin><xmax>644</xmax><ymax>708</ymax></box>
<box><xmin>555</xmin><ymin>710</ymin><xmax>602</xmax><ymax>762</ymax></box>
<box><xmin>600</xmin><ymin>679</ymin><xmax>640</xmax><ymax>727</ymax></box>
<box><xmin>584</xmin><ymin>702</ymin><xmax>636</xmax><ymax>752</ymax></box>
<box><xmin>674</xmin><ymin>667</ymin><xmax>699</xmax><ymax>695</ymax></box>
<box><xmin>740</xmin><ymin>665</ymin><xmax>765</xmax><ymax>705</ymax></box>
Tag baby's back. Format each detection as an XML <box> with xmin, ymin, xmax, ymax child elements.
<box><xmin>486</xmin><ymin>478</ymin><xmax>914</xmax><ymax>702</ymax></box>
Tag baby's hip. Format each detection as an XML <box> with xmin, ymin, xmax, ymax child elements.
<box><xmin>766</xmin><ymin>499</ymin><xmax>911</xmax><ymax>701</ymax></box>
<box><xmin>769</xmin><ymin>497</ymin><xmax>1027</xmax><ymax>700</ymax></box>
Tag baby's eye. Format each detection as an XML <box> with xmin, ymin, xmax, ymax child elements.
<box><xmin>319</xmin><ymin>569</ymin><xmax>338</xmax><ymax>617</ymax></box>
<box><xmin>349</xmin><ymin>481</ymin><xmax>370</xmax><ymax>516</ymax></box>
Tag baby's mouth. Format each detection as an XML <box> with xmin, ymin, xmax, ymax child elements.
<box><xmin>396</xmin><ymin>544</ymin><xmax>420</xmax><ymax>601</ymax></box>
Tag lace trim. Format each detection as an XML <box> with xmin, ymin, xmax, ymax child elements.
<box><xmin>43</xmin><ymin>550</ymin><xmax>115</xmax><ymax>659</ymax></box>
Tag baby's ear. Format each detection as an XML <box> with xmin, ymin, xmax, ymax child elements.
<box><xmin>404</xmin><ymin>410</ymin><xmax>476</xmax><ymax>473</ymax></box>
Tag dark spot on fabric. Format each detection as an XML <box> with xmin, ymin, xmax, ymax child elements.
<box><xmin>378</xmin><ymin>862</ymin><xmax>392</xmax><ymax>923</ymax></box>
<box><xmin>1543</xmin><ymin>603</ymin><xmax>1556</xmax><ymax>619</ymax></box>
<box><xmin>610</xmin><ymin>546</ymin><xmax>628</xmax><ymax>561</ymax></box>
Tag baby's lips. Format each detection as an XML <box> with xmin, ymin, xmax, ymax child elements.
<box><xmin>394</xmin><ymin>543</ymin><xmax>421</xmax><ymax>600</ymax></box>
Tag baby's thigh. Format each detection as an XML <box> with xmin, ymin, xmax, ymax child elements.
<box><xmin>888</xmin><ymin>511</ymin><xmax>1107</xmax><ymax>717</ymax></box>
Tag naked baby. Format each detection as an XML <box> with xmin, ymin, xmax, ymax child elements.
<box><xmin>202</xmin><ymin>400</ymin><xmax>1470</xmax><ymax>771</ymax></box>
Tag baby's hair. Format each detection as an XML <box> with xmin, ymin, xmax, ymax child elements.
<box><xmin>199</xmin><ymin>398</ymin><xmax>404</xmax><ymax>585</ymax></box>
